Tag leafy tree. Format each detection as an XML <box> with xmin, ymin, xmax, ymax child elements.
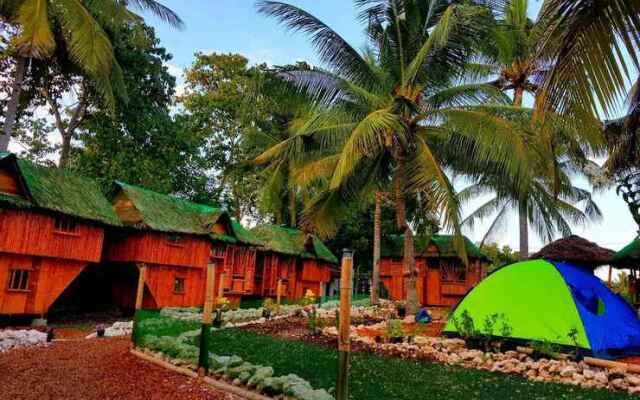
<box><xmin>258</xmin><ymin>0</ymin><xmax>531</xmax><ymax>313</ymax></box>
<box><xmin>480</xmin><ymin>242</ymin><xmax>519</xmax><ymax>271</ymax></box>
<box><xmin>72</xmin><ymin>25</ymin><xmax>209</xmax><ymax>199</ymax></box>
<box><xmin>0</xmin><ymin>0</ymin><xmax>182</xmax><ymax>155</ymax></box>
<box><xmin>178</xmin><ymin>52</ymin><xmax>270</xmax><ymax>219</ymax></box>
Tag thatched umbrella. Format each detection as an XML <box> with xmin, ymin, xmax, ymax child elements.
<box><xmin>530</xmin><ymin>235</ymin><xmax>615</xmax><ymax>271</ymax></box>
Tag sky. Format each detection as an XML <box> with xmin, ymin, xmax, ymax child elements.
<box><xmin>142</xmin><ymin>1</ymin><xmax>639</xmax><ymax>256</ymax></box>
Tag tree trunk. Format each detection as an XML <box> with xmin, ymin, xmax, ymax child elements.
<box><xmin>289</xmin><ymin>188</ymin><xmax>297</xmax><ymax>228</ymax></box>
<box><xmin>518</xmin><ymin>200</ymin><xmax>529</xmax><ymax>260</ymax></box>
<box><xmin>1</xmin><ymin>57</ymin><xmax>28</xmax><ymax>151</ymax></box>
<box><xmin>395</xmin><ymin>155</ymin><xmax>418</xmax><ymax>314</ymax></box>
<box><xmin>371</xmin><ymin>192</ymin><xmax>382</xmax><ymax>304</ymax></box>
<box><xmin>514</xmin><ymin>86</ymin><xmax>528</xmax><ymax>260</ymax></box>
<box><xmin>59</xmin><ymin>134</ymin><xmax>73</xmax><ymax>168</ymax></box>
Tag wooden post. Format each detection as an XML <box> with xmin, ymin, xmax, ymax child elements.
<box><xmin>132</xmin><ymin>263</ymin><xmax>147</xmax><ymax>347</ymax></box>
<box><xmin>199</xmin><ymin>260</ymin><xmax>217</xmax><ymax>376</ymax></box>
<box><xmin>336</xmin><ymin>249</ymin><xmax>353</xmax><ymax>400</ymax></box>
<box><xmin>276</xmin><ymin>279</ymin><xmax>283</xmax><ymax>307</ymax></box>
<box><xmin>135</xmin><ymin>263</ymin><xmax>147</xmax><ymax>311</ymax></box>
<box><xmin>608</xmin><ymin>265</ymin><xmax>613</xmax><ymax>287</ymax></box>
<box><xmin>218</xmin><ymin>272</ymin><xmax>226</xmax><ymax>300</ymax></box>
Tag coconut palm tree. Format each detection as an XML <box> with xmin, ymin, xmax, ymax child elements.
<box><xmin>0</xmin><ymin>0</ymin><xmax>182</xmax><ymax>151</ymax></box>
<box><xmin>536</xmin><ymin>0</ymin><xmax>640</xmax><ymax>124</ymax></box>
<box><xmin>468</xmin><ymin>0</ymin><xmax>604</xmax><ymax>257</ymax></box>
<box><xmin>258</xmin><ymin>0</ymin><xmax>532</xmax><ymax>314</ymax></box>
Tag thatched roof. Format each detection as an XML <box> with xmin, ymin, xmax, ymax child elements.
<box><xmin>111</xmin><ymin>182</ymin><xmax>260</xmax><ymax>246</ymax></box>
<box><xmin>381</xmin><ymin>234</ymin><xmax>491</xmax><ymax>262</ymax></box>
<box><xmin>611</xmin><ymin>237</ymin><xmax>640</xmax><ymax>269</ymax></box>
<box><xmin>529</xmin><ymin>235</ymin><xmax>615</xmax><ymax>269</ymax></box>
<box><xmin>250</xmin><ymin>225</ymin><xmax>338</xmax><ymax>264</ymax></box>
<box><xmin>0</xmin><ymin>153</ymin><xmax>121</xmax><ymax>226</ymax></box>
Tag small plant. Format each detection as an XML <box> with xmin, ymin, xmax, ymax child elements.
<box><xmin>450</xmin><ymin>310</ymin><xmax>477</xmax><ymax>340</ymax></box>
<box><xmin>566</xmin><ymin>326</ymin><xmax>581</xmax><ymax>360</ymax></box>
<box><xmin>300</xmin><ymin>289</ymin><xmax>317</xmax><ymax>306</ymax></box>
<box><xmin>384</xmin><ymin>319</ymin><xmax>405</xmax><ymax>343</ymax></box>
<box><xmin>215</xmin><ymin>296</ymin><xmax>230</xmax><ymax>311</ymax></box>
<box><xmin>305</xmin><ymin>305</ymin><xmax>321</xmax><ymax>335</ymax></box>
<box><xmin>529</xmin><ymin>339</ymin><xmax>562</xmax><ymax>360</ymax></box>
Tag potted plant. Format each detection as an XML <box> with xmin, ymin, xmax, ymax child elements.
<box><xmin>395</xmin><ymin>302</ymin><xmax>407</xmax><ymax>318</ymax></box>
<box><xmin>384</xmin><ymin>319</ymin><xmax>405</xmax><ymax>344</ymax></box>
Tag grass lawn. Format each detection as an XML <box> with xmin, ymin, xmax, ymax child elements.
<box><xmin>207</xmin><ymin>329</ymin><xmax>635</xmax><ymax>400</ymax></box>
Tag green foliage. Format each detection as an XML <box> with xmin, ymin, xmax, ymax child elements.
<box><xmin>384</xmin><ymin>319</ymin><xmax>405</xmax><ymax>339</ymax></box>
<box><xmin>481</xmin><ymin>243</ymin><xmax>520</xmax><ymax>271</ymax></box>
<box><xmin>74</xmin><ymin>24</ymin><xmax>211</xmax><ymax>200</ymax></box>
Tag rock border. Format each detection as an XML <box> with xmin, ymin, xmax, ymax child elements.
<box><xmin>131</xmin><ymin>348</ymin><xmax>273</xmax><ymax>400</ymax></box>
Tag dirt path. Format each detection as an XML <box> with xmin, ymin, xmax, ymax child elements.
<box><xmin>0</xmin><ymin>337</ymin><xmax>240</xmax><ymax>400</ymax></box>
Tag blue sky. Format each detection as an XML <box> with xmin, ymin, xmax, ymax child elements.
<box><xmin>146</xmin><ymin>1</ymin><xmax>638</xmax><ymax>256</ymax></box>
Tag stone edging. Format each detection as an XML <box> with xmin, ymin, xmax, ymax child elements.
<box><xmin>130</xmin><ymin>348</ymin><xmax>273</xmax><ymax>400</ymax></box>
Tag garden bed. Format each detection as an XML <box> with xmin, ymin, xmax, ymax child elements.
<box><xmin>206</xmin><ymin>328</ymin><xmax>636</xmax><ymax>400</ymax></box>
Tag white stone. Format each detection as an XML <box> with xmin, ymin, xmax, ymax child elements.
<box><xmin>559</xmin><ymin>366</ymin><xmax>577</xmax><ymax>378</ymax></box>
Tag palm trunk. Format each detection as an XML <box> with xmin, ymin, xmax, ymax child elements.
<box><xmin>289</xmin><ymin>188</ymin><xmax>297</xmax><ymax>228</ymax></box>
<box><xmin>1</xmin><ymin>57</ymin><xmax>28</xmax><ymax>151</ymax></box>
<box><xmin>518</xmin><ymin>200</ymin><xmax>529</xmax><ymax>260</ymax></box>
<box><xmin>395</xmin><ymin>155</ymin><xmax>418</xmax><ymax>315</ymax></box>
<box><xmin>371</xmin><ymin>192</ymin><xmax>382</xmax><ymax>304</ymax></box>
<box><xmin>514</xmin><ymin>86</ymin><xmax>528</xmax><ymax>260</ymax></box>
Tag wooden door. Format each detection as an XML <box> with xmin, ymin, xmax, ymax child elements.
<box><xmin>426</xmin><ymin>263</ymin><xmax>441</xmax><ymax>306</ymax></box>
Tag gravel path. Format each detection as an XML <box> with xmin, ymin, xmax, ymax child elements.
<box><xmin>0</xmin><ymin>337</ymin><xmax>240</xmax><ymax>400</ymax></box>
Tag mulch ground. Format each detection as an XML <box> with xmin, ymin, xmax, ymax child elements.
<box><xmin>0</xmin><ymin>337</ymin><xmax>240</xmax><ymax>400</ymax></box>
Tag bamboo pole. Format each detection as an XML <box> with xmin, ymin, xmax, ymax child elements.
<box><xmin>199</xmin><ymin>260</ymin><xmax>217</xmax><ymax>376</ymax></box>
<box><xmin>132</xmin><ymin>263</ymin><xmax>147</xmax><ymax>347</ymax></box>
<box><xmin>276</xmin><ymin>279</ymin><xmax>283</xmax><ymax>308</ymax></box>
<box><xmin>336</xmin><ymin>249</ymin><xmax>353</xmax><ymax>400</ymax></box>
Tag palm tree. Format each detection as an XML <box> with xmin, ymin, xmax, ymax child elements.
<box><xmin>0</xmin><ymin>0</ymin><xmax>182</xmax><ymax>151</ymax></box>
<box><xmin>258</xmin><ymin>0</ymin><xmax>531</xmax><ymax>314</ymax></box>
<box><xmin>470</xmin><ymin>0</ymin><xmax>604</xmax><ymax>257</ymax></box>
<box><xmin>536</xmin><ymin>0</ymin><xmax>640</xmax><ymax>126</ymax></box>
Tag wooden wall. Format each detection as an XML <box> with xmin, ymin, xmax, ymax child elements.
<box><xmin>253</xmin><ymin>253</ymin><xmax>333</xmax><ymax>299</ymax></box>
<box><xmin>0</xmin><ymin>253</ymin><xmax>87</xmax><ymax>315</ymax></box>
<box><xmin>105</xmin><ymin>231</ymin><xmax>211</xmax><ymax>268</ymax></box>
<box><xmin>0</xmin><ymin>209</ymin><xmax>104</xmax><ymax>262</ymax></box>
<box><xmin>217</xmin><ymin>244</ymin><xmax>257</xmax><ymax>296</ymax></box>
<box><xmin>143</xmin><ymin>264</ymin><xmax>206</xmax><ymax>308</ymax></box>
<box><xmin>380</xmin><ymin>257</ymin><xmax>486</xmax><ymax>307</ymax></box>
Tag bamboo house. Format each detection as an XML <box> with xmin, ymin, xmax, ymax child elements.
<box><xmin>0</xmin><ymin>153</ymin><xmax>121</xmax><ymax>316</ymax></box>
<box><xmin>104</xmin><ymin>182</ymin><xmax>261</xmax><ymax>310</ymax></box>
<box><xmin>380</xmin><ymin>234</ymin><xmax>490</xmax><ymax>307</ymax></box>
<box><xmin>250</xmin><ymin>225</ymin><xmax>339</xmax><ymax>299</ymax></box>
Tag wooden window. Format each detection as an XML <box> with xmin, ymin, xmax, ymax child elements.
<box><xmin>7</xmin><ymin>269</ymin><xmax>29</xmax><ymax>291</ymax></box>
<box><xmin>211</xmin><ymin>245</ymin><xmax>226</xmax><ymax>259</ymax></box>
<box><xmin>166</xmin><ymin>234</ymin><xmax>184</xmax><ymax>247</ymax></box>
<box><xmin>173</xmin><ymin>277</ymin><xmax>186</xmax><ymax>294</ymax></box>
<box><xmin>441</xmin><ymin>260</ymin><xmax>466</xmax><ymax>282</ymax></box>
<box><xmin>54</xmin><ymin>216</ymin><xmax>79</xmax><ymax>235</ymax></box>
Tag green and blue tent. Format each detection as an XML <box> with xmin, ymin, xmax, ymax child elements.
<box><xmin>444</xmin><ymin>260</ymin><xmax>640</xmax><ymax>359</ymax></box>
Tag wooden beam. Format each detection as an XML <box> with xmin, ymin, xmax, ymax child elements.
<box><xmin>199</xmin><ymin>260</ymin><xmax>217</xmax><ymax>376</ymax></box>
<box><xmin>336</xmin><ymin>249</ymin><xmax>353</xmax><ymax>400</ymax></box>
<box><xmin>135</xmin><ymin>263</ymin><xmax>147</xmax><ymax>311</ymax></box>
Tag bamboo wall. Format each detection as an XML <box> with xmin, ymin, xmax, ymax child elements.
<box><xmin>253</xmin><ymin>253</ymin><xmax>333</xmax><ymax>299</ymax></box>
<box><xmin>0</xmin><ymin>253</ymin><xmax>87</xmax><ymax>315</ymax></box>
<box><xmin>0</xmin><ymin>209</ymin><xmax>104</xmax><ymax>262</ymax></box>
<box><xmin>105</xmin><ymin>231</ymin><xmax>211</xmax><ymax>268</ymax></box>
<box><xmin>380</xmin><ymin>257</ymin><xmax>486</xmax><ymax>307</ymax></box>
<box><xmin>216</xmin><ymin>244</ymin><xmax>257</xmax><ymax>296</ymax></box>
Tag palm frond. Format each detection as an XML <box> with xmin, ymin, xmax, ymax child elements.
<box><xmin>119</xmin><ymin>0</ymin><xmax>183</xmax><ymax>28</ymax></box>
<box><xmin>13</xmin><ymin>0</ymin><xmax>55</xmax><ymax>58</ymax></box>
<box><xmin>257</xmin><ymin>1</ymin><xmax>378</xmax><ymax>87</ymax></box>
